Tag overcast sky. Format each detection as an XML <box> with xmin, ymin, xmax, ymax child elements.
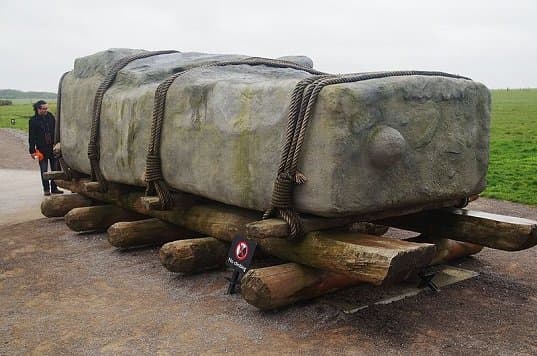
<box><xmin>1</xmin><ymin>0</ymin><xmax>536</xmax><ymax>92</ymax></box>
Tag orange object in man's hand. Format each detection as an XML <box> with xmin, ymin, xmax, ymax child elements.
<box><xmin>34</xmin><ymin>149</ymin><xmax>44</xmax><ymax>161</ymax></box>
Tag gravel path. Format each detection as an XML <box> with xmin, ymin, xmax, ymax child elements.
<box><xmin>0</xmin><ymin>128</ymin><xmax>38</xmax><ymax>170</ymax></box>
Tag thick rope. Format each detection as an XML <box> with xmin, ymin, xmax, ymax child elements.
<box><xmin>88</xmin><ymin>50</ymin><xmax>179</xmax><ymax>191</ymax></box>
<box><xmin>144</xmin><ymin>57</ymin><xmax>326</xmax><ymax>210</ymax></box>
<box><xmin>261</xmin><ymin>75</ymin><xmax>331</xmax><ymax>234</ymax></box>
<box><xmin>264</xmin><ymin>70</ymin><xmax>471</xmax><ymax>240</ymax></box>
<box><xmin>54</xmin><ymin>71</ymin><xmax>73</xmax><ymax>179</ymax></box>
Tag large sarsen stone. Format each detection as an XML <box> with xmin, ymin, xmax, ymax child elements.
<box><xmin>60</xmin><ymin>49</ymin><xmax>490</xmax><ymax>217</ymax></box>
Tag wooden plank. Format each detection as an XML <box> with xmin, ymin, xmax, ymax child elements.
<box><xmin>377</xmin><ymin>208</ymin><xmax>537</xmax><ymax>251</ymax></box>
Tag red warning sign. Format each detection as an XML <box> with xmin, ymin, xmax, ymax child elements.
<box><xmin>226</xmin><ymin>236</ymin><xmax>257</xmax><ymax>273</ymax></box>
<box><xmin>235</xmin><ymin>241</ymin><xmax>249</xmax><ymax>261</ymax></box>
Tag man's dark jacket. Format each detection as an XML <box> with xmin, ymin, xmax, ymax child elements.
<box><xmin>29</xmin><ymin>112</ymin><xmax>55</xmax><ymax>159</ymax></box>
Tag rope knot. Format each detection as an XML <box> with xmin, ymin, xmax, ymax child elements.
<box><xmin>294</xmin><ymin>170</ymin><xmax>307</xmax><ymax>184</ymax></box>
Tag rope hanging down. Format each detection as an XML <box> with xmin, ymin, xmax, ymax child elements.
<box><xmin>88</xmin><ymin>50</ymin><xmax>179</xmax><ymax>191</ymax></box>
<box><xmin>54</xmin><ymin>71</ymin><xmax>73</xmax><ymax>179</ymax></box>
<box><xmin>144</xmin><ymin>57</ymin><xmax>326</xmax><ymax>210</ymax></box>
<box><xmin>263</xmin><ymin>70</ymin><xmax>471</xmax><ymax>240</ymax></box>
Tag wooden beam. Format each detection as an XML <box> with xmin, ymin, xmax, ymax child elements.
<box><xmin>241</xmin><ymin>263</ymin><xmax>361</xmax><ymax>310</ymax></box>
<box><xmin>107</xmin><ymin>218</ymin><xmax>200</xmax><ymax>248</ymax></box>
<box><xmin>408</xmin><ymin>235</ymin><xmax>483</xmax><ymax>265</ymax></box>
<box><xmin>348</xmin><ymin>222</ymin><xmax>389</xmax><ymax>236</ymax></box>
<box><xmin>139</xmin><ymin>196</ymin><xmax>162</xmax><ymax>210</ymax></box>
<box><xmin>377</xmin><ymin>208</ymin><xmax>537</xmax><ymax>251</ymax></box>
<box><xmin>159</xmin><ymin>237</ymin><xmax>229</xmax><ymax>274</ymax></box>
<box><xmin>42</xmin><ymin>170</ymin><xmax>68</xmax><ymax>180</ymax></box>
<box><xmin>83</xmin><ymin>181</ymin><xmax>104</xmax><ymax>192</ymax></box>
<box><xmin>241</xmin><ymin>236</ymin><xmax>483</xmax><ymax>310</ymax></box>
<box><xmin>246</xmin><ymin>216</ymin><xmax>360</xmax><ymax>239</ymax></box>
<box><xmin>256</xmin><ymin>231</ymin><xmax>435</xmax><ymax>284</ymax></box>
<box><xmin>40</xmin><ymin>193</ymin><xmax>94</xmax><ymax>217</ymax></box>
<box><xmin>56</xmin><ymin>179</ymin><xmax>435</xmax><ymax>284</ymax></box>
<box><xmin>65</xmin><ymin>205</ymin><xmax>147</xmax><ymax>232</ymax></box>
<box><xmin>245</xmin><ymin>198</ymin><xmax>459</xmax><ymax>239</ymax></box>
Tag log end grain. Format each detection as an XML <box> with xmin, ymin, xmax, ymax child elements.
<box><xmin>160</xmin><ymin>237</ymin><xmax>228</xmax><ymax>274</ymax></box>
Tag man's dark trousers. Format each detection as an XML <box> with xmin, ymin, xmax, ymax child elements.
<box><xmin>39</xmin><ymin>157</ymin><xmax>58</xmax><ymax>192</ymax></box>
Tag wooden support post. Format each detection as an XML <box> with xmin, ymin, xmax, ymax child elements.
<box><xmin>42</xmin><ymin>171</ymin><xmax>68</xmax><ymax>180</ymax></box>
<box><xmin>107</xmin><ymin>218</ymin><xmax>200</xmax><ymax>248</ymax></box>
<box><xmin>55</xmin><ymin>179</ymin><xmax>435</xmax><ymax>283</ymax></box>
<box><xmin>40</xmin><ymin>193</ymin><xmax>94</xmax><ymax>217</ymax></box>
<box><xmin>159</xmin><ymin>237</ymin><xmax>229</xmax><ymax>274</ymax></box>
<box><xmin>377</xmin><ymin>208</ymin><xmax>537</xmax><ymax>251</ymax></box>
<box><xmin>65</xmin><ymin>205</ymin><xmax>146</xmax><ymax>232</ymax></box>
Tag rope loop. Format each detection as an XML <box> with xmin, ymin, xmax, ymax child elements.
<box><xmin>144</xmin><ymin>154</ymin><xmax>162</xmax><ymax>182</ymax></box>
<box><xmin>143</xmin><ymin>56</ymin><xmax>326</xmax><ymax>210</ymax></box>
<box><xmin>88</xmin><ymin>50</ymin><xmax>179</xmax><ymax>191</ymax></box>
<box><xmin>278</xmin><ymin>208</ymin><xmax>303</xmax><ymax>240</ymax></box>
<box><xmin>270</xmin><ymin>172</ymin><xmax>294</xmax><ymax>208</ymax></box>
<box><xmin>87</xmin><ymin>143</ymin><xmax>99</xmax><ymax>160</ymax></box>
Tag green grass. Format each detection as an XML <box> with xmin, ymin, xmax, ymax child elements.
<box><xmin>0</xmin><ymin>91</ymin><xmax>535</xmax><ymax>205</ymax></box>
<box><xmin>0</xmin><ymin>99</ymin><xmax>56</xmax><ymax>131</ymax></box>
<box><xmin>481</xmin><ymin>89</ymin><xmax>537</xmax><ymax>205</ymax></box>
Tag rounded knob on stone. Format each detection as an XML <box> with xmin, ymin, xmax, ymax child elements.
<box><xmin>367</xmin><ymin>125</ymin><xmax>406</xmax><ymax>168</ymax></box>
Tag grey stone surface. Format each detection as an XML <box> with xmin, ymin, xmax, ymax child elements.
<box><xmin>60</xmin><ymin>49</ymin><xmax>490</xmax><ymax>217</ymax></box>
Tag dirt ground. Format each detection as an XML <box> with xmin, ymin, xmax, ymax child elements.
<box><xmin>1</xmin><ymin>128</ymin><xmax>536</xmax><ymax>355</ymax></box>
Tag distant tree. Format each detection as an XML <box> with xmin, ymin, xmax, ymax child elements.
<box><xmin>0</xmin><ymin>99</ymin><xmax>13</xmax><ymax>106</ymax></box>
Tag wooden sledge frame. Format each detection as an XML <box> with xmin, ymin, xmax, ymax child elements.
<box><xmin>49</xmin><ymin>177</ymin><xmax>537</xmax><ymax>309</ymax></box>
<box><xmin>54</xmin><ymin>177</ymin><xmax>537</xmax><ymax>253</ymax></box>
<box><xmin>54</xmin><ymin>178</ymin><xmax>436</xmax><ymax>284</ymax></box>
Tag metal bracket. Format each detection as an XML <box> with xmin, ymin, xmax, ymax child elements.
<box><xmin>418</xmin><ymin>270</ymin><xmax>440</xmax><ymax>292</ymax></box>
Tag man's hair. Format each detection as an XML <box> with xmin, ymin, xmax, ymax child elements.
<box><xmin>33</xmin><ymin>100</ymin><xmax>47</xmax><ymax>115</ymax></box>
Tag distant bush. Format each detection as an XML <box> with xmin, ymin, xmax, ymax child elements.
<box><xmin>0</xmin><ymin>99</ymin><xmax>13</xmax><ymax>106</ymax></box>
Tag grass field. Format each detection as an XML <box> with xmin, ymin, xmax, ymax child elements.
<box><xmin>482</xmin><ymin>89</ymin><xmax>537</xmax><ymax>205</ymax></box>
<box><xmin>0</xmin><ymin>91</ymin><xmax>535</xmax><ymax>205</ymax></box>
<box><xmin>0</xmin><ymin>100</ymin><xmax>56</xmax><ymax>131</ymax></box>
<box><xmin>3</xmin><ymin>98</ymin><xmax>52</xmax><ymax>105</ymax></box>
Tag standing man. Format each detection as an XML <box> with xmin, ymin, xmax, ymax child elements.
<box><xmin>29</xmin><ymin>100</ymin><xmax>63</xmax><ymax>196</ymax></box>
